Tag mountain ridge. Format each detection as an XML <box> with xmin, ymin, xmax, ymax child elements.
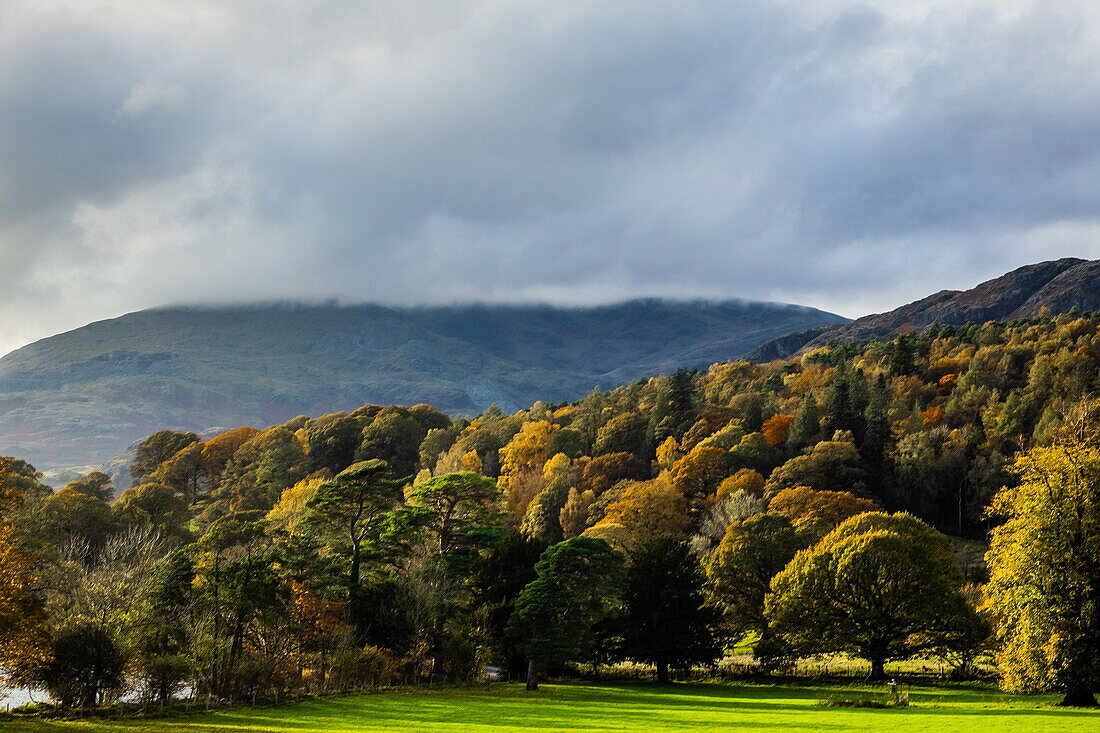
<box><xmin>0</xmin><ymin>298</ymin><xmax>846</xmax><ymax>470</ymax></box>
<box><xmin>747</xmin><ymin>257</ymin><xmax>1100</xmax><ymax>360</ymax></box>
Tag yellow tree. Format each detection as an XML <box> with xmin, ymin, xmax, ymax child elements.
<box><xmin>985</xmin><ymin>411</ymin><xmax>1100</xmax><ymax>707</ymax></box>
<box><xmin>498</xmin><ymin>421</ymin><xmax>556</xmax><ymax>526</ymax></box>
<box><xmin>767</xmin><ymin>486</ymin><xmax>878</xmax><ymax>544</ymax></box>
<box><xmin>595</xmin><ymin>475</ymin><xmax>690</xmax><ymax>541</ymax></box>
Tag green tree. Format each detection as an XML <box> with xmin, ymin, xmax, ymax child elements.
<box><xmin>131</xmin><ymin>430</ymin><xmax>200</xmax><ymax>485</ymax></box>
<box><xmin>622</xmin><ymin>534</ymin><xmax>720</xmax><ymax>682</ymax></box>
<box><xmin>303</xmin><ymin>460</ymin><xmax>406</xmax><ymax>593</ymax></box>
<box><xmin>508</xmin><ymin>536</ymin><xmax>624</xmax><ymax>690</ymax></box>
<box><xmin>405</xmin><ymin>471</ymin><xmax>501</xmax><ymax>556</ymax></box>
<box><xmin>356</xmin><ymin>408</ymin><xmax>425</xmax><ymax>478</ymax></box>
<box><xmin>63</xmin><ymin>471</ymin><xmax>113</xmax><ymax>501</ymax></box>
<box><xmin>767</xmin><ymin>512</ymin><xmax>973</xmax><ymax>680</ymax></box>
<box><xmin>704</xmin><ymin>513</ymin><xmax>800</xmax><ymax>665</ymax></box>
<box><xmin>764</xmin><ymin>439</ymin><xmax>868</xmax><ymax>498</ymax></box>
<box><xmin>786</xmin><ymin>392</ymin><xmax>820</xmax><ymax>451</ymax></box>
<box><xmin>305</xmin><ymin>412</ymin><xmax>363</xmax><ymax>474</ymax></box>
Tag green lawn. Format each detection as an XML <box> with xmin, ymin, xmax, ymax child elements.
<box><xmin>5</xmin><ymin>682</ymin><xmax>1098</xmax><ymax>732</ymax></box>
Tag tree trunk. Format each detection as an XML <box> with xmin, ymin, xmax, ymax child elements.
<box><xmin>525</xmin><ymin>658</ymin><xmax>539</xmax><ymax>691</ymax></box>
<box><xmin>656</xmin><ymin>660</ymin><xmax>670</xmax><ymax>684</ymax></box>
<box><xmin>1059</xmin><ymin>687</ymin><xmax>1099</xmax><ymax>707</ymax></box>
<box><xmin>868</xmin><ymin>656</ymin><xmax>886</xmax><ymax>681</ymax></box>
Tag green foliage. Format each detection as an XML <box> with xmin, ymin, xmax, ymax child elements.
<box><xmin>131</xmin><ymin>430</ymin><xmax>200</xmax><ymax>485</ymax></box>
<box><xmin>622</xmin><ymin>534</ymin><xmax>721</xmax><ymax>681</ymax></box>
<box><xmin>303</xmin><ymin>459</ymin><xmax>406</xmax><ymax>590</ymax></box>
<box><xmin>704</xmin><ymin>513</ymin><xmax>800</xmax><ymax>654</ymax></box>
<box><xmin>767</xmin><ymin>512</ymin><xmax>977</xmax><ymax>679</ymax></box>
<box><xmin>508</xmin><ymin>537</ymin><xmax>624</xmax><ymax>687</ymax></box>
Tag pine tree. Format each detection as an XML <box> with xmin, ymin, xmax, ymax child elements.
<box><xmin>786</xmin><ymin>392</ymin><xmax>820</xmax><ymax>452</ymax></box>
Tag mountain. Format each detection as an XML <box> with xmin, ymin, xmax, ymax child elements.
<box><xmin>747</xmin><ymin>257</ymin><xmax>1100</xmax><ymax>360</ymax></box>
<box><xmin>0</xmin><ymin>299</ymin><xmax>846</xmax><ymax>471</ymax></box>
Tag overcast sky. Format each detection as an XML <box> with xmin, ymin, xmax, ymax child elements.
<box><xmin>1</xmin><ymin>0</ymin><xmax>1099</xmax><ymax>357</ymax></box>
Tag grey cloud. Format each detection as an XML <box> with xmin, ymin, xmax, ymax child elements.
<box><xmin>1</xmin><ymin>0</ymin><xmax>1099</xmax><ymax>355</ymax></box>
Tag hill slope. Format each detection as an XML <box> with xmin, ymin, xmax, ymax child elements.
<box><xmin>747</xmin><ymin>257</ymin><xmax>1100</xmax><ymax>360</ymax></box>
<box><xmin>0</xmin><ymin>299</ymin><xmax>845</xmax><ymax>469</ymax></box>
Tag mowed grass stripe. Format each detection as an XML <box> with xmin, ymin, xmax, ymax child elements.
<box><xmin>5</xmin><ymin>682</ymin><xmax>1099</xmax><ymax>732</ymax></box>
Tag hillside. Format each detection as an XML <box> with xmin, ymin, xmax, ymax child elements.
<box><xmin>0</xmin><ymin>299</ymin><xmax>845</xmax><ymax>470</ymax></box>
<box><xmin>747</xmin><ymin>257</ymin><xmax>1100</xmax><ymax>360</ymax></box>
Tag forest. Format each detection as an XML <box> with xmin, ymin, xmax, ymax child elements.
<box><xmin>2</xmin><ymin>310</ymin><xmax>1099</xmax><ymax>711</ymax></box>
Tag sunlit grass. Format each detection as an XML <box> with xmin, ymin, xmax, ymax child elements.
<box><xmin>5</xmin><ymin>681</ymin><xmax>1098</xmax><ymax>732</ymax></box>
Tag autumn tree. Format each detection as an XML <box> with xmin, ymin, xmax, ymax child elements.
<box><xmin>521</xmin><ymin>453</ymin><xmax>573</xmax><ymax>543</ymax></box>
<box><xmin>596</xmin><ymin>475</ymin><xmax>690</xmax><ymax>541</ymax></box>
<box><xmin>508</xmin><ymin>536</ymin><xmax>624</xmax><ymax>690</ymax></box>
<box><xmin>498</xmin><ymin>420</ymin><xmax>556</xmax><ymax>526</ymax></box>
<box><xmin>985</xmin><ymin>410</ymin><xmax>1100</xmax><ymax>706</ymax></box>
<box><xmin>0</xmin><ymin>462</ymin><xmax>48</xmax><ymax>682</ymax></box>
<box><xmin>622</xmin><ymin>534</ymin><xmax>721</xmax><ymax>682</ymax></box>
<box><xmin>767</xmin><ymin>512</ymin><xmax>974</xmax><ymax>680</ymax></box>
<box><xmin>767</xmin><ymin>486</ymin><xmax>877</xmax><ymax>544</ymax></box>
<box><xmin>592</xmin><ymin>412</ymin><xmax>648</xmax><ymax>457</ymax></box>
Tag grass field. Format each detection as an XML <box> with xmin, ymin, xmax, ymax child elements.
<box><xmin>4</xmin><ymin>682</ymin><xmax>1098</xmax><ymax>732</ymax></box>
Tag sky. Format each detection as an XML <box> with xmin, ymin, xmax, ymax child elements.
<box><xmin>1</xmin><ymin>0</ymin><xmax>1099</xmax><ymax>357</ymax></box>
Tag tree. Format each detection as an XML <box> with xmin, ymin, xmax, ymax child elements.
<box><xmin>622</xmin><ymin>534</ymin><xmax>721</xmax><ymax>682</ymax></box>
<box><xmin>498</xmin><ymin>421</ymin><xmax>556</xmax><ymax>526</ymax></box>
<box><xmin>767</xmin><ymin>486</ymin><xmax>877</xmax><ymax>544</ymax></box>
<box><xmin>508</xmin><ymin>536</ymin><xmax>624</xmax><ymax>690</ymax></box>
<box><xmin>761</xmin><ymin>414</ymin><xmax>795</xmax><ymax>447</ymax></box>
<box><xmin>985</xmin><ymin>414</ymin><xmax>1100</xmax><ymax>706</ymax></box>
<box><xmin>131</xmin><ymin>430</ymin><xmax>200</xmax><ymax>485</ymax></box>
<box><xmin>64</xmin><ymin>471</ymin><xmax>113</xmax><ymax>501</ymax></box>
<box><xmin>577</xmin><ymin>452</ymin><xmax>649</xmax><ymax>496</ymax></box>
<box><xmin>521</xmin><ymin>454</ymin><xmax>572</xmax><ymax>543</ymax></box>
<box><xmin>704</xmin><ymin>513</ymin><xmax>800</xmax><ymax>665</ymax></box>
<box><xmin>786</xmin><ymin>392</ymin><xmax>820</xmax><ymax>451</ymax></box>
<box><xmin>405</xmin><ymin>471</ymin><xmax>501</xmax><ymax>556</ymax></box>
<box><xmin>669</xmin><ymin>446</ymin><xmax>727</xmax><ymax>509</ymax></box>
<box><xmin>470</xmin><ymin>532</ymin><xmax>546</xmax><ymax>676</ymax></box>
<box><xmin>199</xmin><ymin>427</ymin><xmax>261</xmax><ymax>492</ymax></box>
<box><xmin>304</xmin><ymin>460</ymin><xmax>406</xmax><ymax>593</ymax></box>
<box><xmin>0</xmin><ymin>523</ymin><xmax>49</xmax><ymax>682</ymax></box>
<box><xmin>38</xmin><ymin>487</ymin><xmax>115</xmax><ymax>552</ymax></box>
<box><xmin>113</xmin><ymin>482</ymin><xmax>191</xmax><ymax>540</ymax></box>
<box><xmin>150</xmin><ymin>444</ymin><xmax>204</xmax><ymax>504</ymax></box>
<box><xmin>596</xmin><ymin>476</ymin><xmax>690</xmax><ymax>541</ymax></box>
<box><xmin>131</xmin><ymin>550</ymin><xmax>196</xmax><ymax>705</ymax></box>
<box><xmin>305</xmin><ymin>412</ymin><xmax>363</xmax><ymax>474</ymax></box>
<box><xmin>593</xmin><ymin>412</ymin><xmax>648</xmax><ymax>457</ymax></box>
<box><xmin>33</xmin><ymin>623</ymin><xmax>126</xmax><ymax>707</ymax></box>
<box><xmin>767</xmin><ymin>512</ymin><xmax>973</xmax><ymax>680</ymax></box>
<box><xmin>666</xmin><ymin>368</ymin><xmax>697</xmax><ymax>438</ymax></box>
<box><xmin>763</xmin><ymin>439</ymin><xmax>868</xmax><ymax>498</ymax></box>
<box><xmin>211</xmin><ymin>427</ymin><xmax>308</xmax><ymax>520</ymax></box>
<box><xmin>356</xmin><ymin>408</ymin><xmax>425</xmax><ymax>478</ymax></box>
